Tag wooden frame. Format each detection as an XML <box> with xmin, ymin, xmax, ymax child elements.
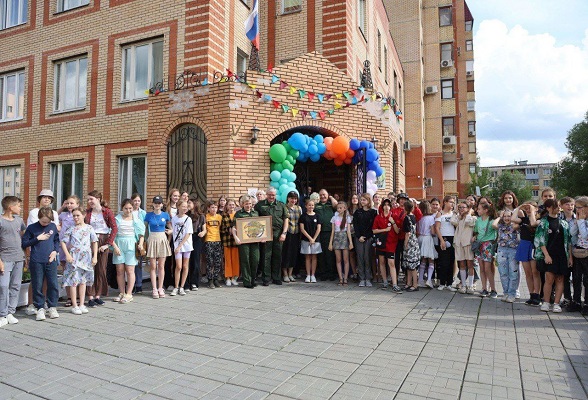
<box><xmin>235</xmin><ymin>216</ymin><xmax>273</xmax><ymax>243</ymax></box>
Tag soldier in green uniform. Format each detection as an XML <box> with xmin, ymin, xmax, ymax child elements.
<box><xmin>254</xmin><ymin>187</ymin><xmax>289</xmax><ymax>285</ymax></box>
<box><xmin>233</xmin><ymin>195</ymin><xmax>260</xmax><ymax>289</ymax></box>
<box><xmin>314</xmin><ymin>189</ymin><xmax>338</xmax><ymax>280</ymax></box>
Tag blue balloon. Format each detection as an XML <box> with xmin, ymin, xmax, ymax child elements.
<box><xmin>289</xmin><ymin>172</ymin><xmax>297</xmax><ymax>182</ymax></box>
<box><xmin>359</xmin><ymin>140</ymin><xmax>370</xmax><ymax>149</ymax></box>
<box><xmin>310</xmin><ymin>153</ymin><xmax>320</xmax><ymax>162</ymax></box>
<box><xmin>367</xmin><ymin>142</ymin><xmax>374</xmax><ymax>149</ymax></box>
<box><xmin>314</xmin><ymin>134</ymin><xmax>324</xmax><ymax>143</ymax></box>
<box><xmin>270</xmin><ymin>181</ymin><xmax>280</xmax><ymax>189</ymax></box>
<box><xmin>279</xmin><ymin>178</ymin><xmax>288</xmax><ymax>185</ymax></box>
<box><xmin>288</xmin><ymin>132</ymin><xmax>307</xmax><ymax>151</ymax></box>
<box><xmin>298</xmin><ymin>154</ymin><xmax>309</xmax><ymax>162</ymax></box>
<box><xmin>270</xmin><ymin>170</ymin><xmax>281</xmax><ymax>181</ymax></box>
<box><xmin>308</xmin><ymin>144</ymin><xmax>318</xmax><ymax>155</ymax></box>
<box><xmin>288</xmin><ymin>182</ymin><xmax>296</xmax><ymax>188</ymax></box>
<box><xmin>317</xmin><ymin>143</ymin><xmax>326</xmax><ymax>154</ymax></box>
<box><xmin>371</xmin><ymin>161</ymin><xmax>380</xmax><ymax>170</ymax></box>
<box><xmin>300</xmin><ymin>143</ymin><xmax>309</xmax><ymax>153</ymax></box>
<box><xmin>376</xmin><ymin>166</ymin><xmax>384</xmax><ymax>177</ymax></box>
<box><xmin>349</xmin><ymin>138</ymin><xmax>360</xmax><ymax>151</ymax></box>
<box><xmin>305</xmin><ymin>135</ymin><xmax>311</xmax><ymax>144</ymax></box>
<box><xmin>281</xmin><ymin>169</ymin><xmax>291</xmax><ymax>180</ymax></box>
<box><xmin>366</xmin><ymin>148</ymin><xmax>378</xmax><ymax>163</ymax></box>
<box><xmin>279</xmin><ymin>183</ymin><xmax>290</xmax><ymax>194</ymax></box>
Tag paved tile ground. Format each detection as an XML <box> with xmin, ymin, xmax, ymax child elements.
<box><xmin>1</xmin><ymin>273</ymin><xmax>587</xmax><ymax>400</ymax></box>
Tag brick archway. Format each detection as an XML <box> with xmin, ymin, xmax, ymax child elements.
<box><xmin>267</xmin><ymin>120</ymin><xmax>351</xmax><ymax>142</ymax></box>
<box><xmin>159</xmin><ymin>115</ymin><xmax>213</xmax><ymax>145</ymax></box>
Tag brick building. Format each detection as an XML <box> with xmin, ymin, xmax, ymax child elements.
<box><xmin>387</xmin><ymin>0</ymin><xmax>477</xmax><ymax>199</ymax></box>
<box><xmin>0</xmin><ymin>0</ymin><xmax>405</xmax><ymax>214</ymax></box>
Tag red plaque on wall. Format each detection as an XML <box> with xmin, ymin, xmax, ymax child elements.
<box><xmin>233</xmin><ymin>149</ymin><xmax>247</xmax><ymax>160</ymax></box>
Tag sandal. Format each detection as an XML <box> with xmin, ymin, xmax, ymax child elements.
<box><xmin>338</xmin><ymin>280</ymin><xmax>343</xmax><ymax>286</ymax></box>
<box><xmin>64</xmin><ymin>298</ymin><xmax>72</xmax><ymax>307</ymax></box>
<box><xmin>119</xmin><ymin>294</ymin><xmax>133</xmax><ymax>304</ymax></box>
<box><xmin>343</xmin><ymin>280</ymin><xmax>348</xmax><ymax>286</ymax></box>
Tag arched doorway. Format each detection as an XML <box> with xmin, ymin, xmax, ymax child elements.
<box><xmin>272</xmin><ymin>127</ymin><xmax>354</xmax><ymax>201</ymax></box>
<box><xmin>167</xmin><ymin>124</ymin><xmax>208</xmax><ymax>203</ymax></box>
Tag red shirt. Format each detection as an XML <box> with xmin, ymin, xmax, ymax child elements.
<box><xmin>372</xmin><ymin>211</ymin><xmax>399</xmax><ymax>253</ymax></box>
<box><xmin>391</xmin><ymin>205</ymin><xmax>422</xmax><ymax>240</ymax></box>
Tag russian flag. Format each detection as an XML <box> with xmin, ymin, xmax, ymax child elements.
<box><xmin>244</xmin><ymin>0</ymin><xmax>259</xmax><ymax>49</ymax></box>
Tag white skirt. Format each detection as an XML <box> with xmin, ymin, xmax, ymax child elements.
<box><xmin>418</xmin><ymin>235</ymin><xmax>438</xmax><ymax>259</ymax></box>
<box><xmin>301</xmin><ymin>241</ymin><xmax>322</xmax><ymax>255</ymax></box>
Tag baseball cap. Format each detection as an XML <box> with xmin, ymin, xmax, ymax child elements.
<box><xmin>152</xmin><ymin>195</ymin><xmax>163</xmax><ymax>204</ymax></box>
<box><xmin>397</xmin><ymin>193</ymin><xmax>409</xmax><ymax>200</ymax></box>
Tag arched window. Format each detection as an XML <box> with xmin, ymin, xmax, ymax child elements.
<box><xmin>167</xmin><ymin>124</ymin><xmax>207</xmax><ymax>203</ymax></box>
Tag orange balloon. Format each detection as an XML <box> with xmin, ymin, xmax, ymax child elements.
<box><xmin>344</xmin><ymin>158</ymin><xmax>352</xmax><ymax>164</ymax></box>
<box><xmin>334</xmin><ymin>158</ymin><xmax>344</xmax><ymax>166</ymax></box>
<box><xmin>324</xmin><ymin>136</ymin><xmax>334</xmax><ymax>146</ymax></box>
<box><xmin>346</xmin><ymin>149</ymin><xmax>355</xmax><ymax>158</ymax></box>
<box><xmin>332</xmin><ymin>136</ymin><xmax>350</xmax><ymax>155</ymax></box>
<box><xmin>325</xmin><ymin>141</ymin><xmax>332</xmax><ymax>150</ymax></box>
<box><xmin>324</xmin><ymin>152</ymin><xmax>333</xmax><ymax>160</ymax></box>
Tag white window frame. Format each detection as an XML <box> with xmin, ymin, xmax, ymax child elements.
<box><xmin>0</xmin><ymin>165</ymin><xmax>20</xmax><ymax>211</ymax></box>
<box><xmin>465</xmin><ymin>39</ymin><xmax>473</xmax><ymax>52</ymax></box>
<box><xmin>465</xmin><ymin>20</ymin><xmax>473</xmax><ymax>31</ymax></box>
<box><xmin>53</xmin><ymin>56</ymin><xmax>87</xmax><ymax>112</ymax></box>
<box><xmin>50</xmin><ymin>160</ymin><xmax>84</xmax><ymax>209</ymax></box>
<box><xmin>121</xmin><ymin>39</ymin><xmax>163</xmax><ymax>102</ymax></box>
<box><xmin>1</xmin><ymin>0</ymin><xmax>28</xmax><ymax>30</ymax></box>
<box><xmin>543</xmin><ymin>180</ymin><xmax>551</xmax><ymax>187</ymax></box>
<box><xmin>441</xmin><ymin>79</ymin><xmax>453</xmax><ymax>99</ymax></box>
<box><xmin>543</xmin><ymin>168</ymin><xmax>552</xmax><ymax>175</ymax></box>
<box><xmin>439</xmin><ymin>6</ymin><xmax>452</xmax><ymax>27</ymax></box>
<box><xmin>468</xmin><ymin>142</ymin><xmax>476</xmax><ymax>154</ymax></box>
<box><xmin>236</xmin><ymin>48</ymin><xmax>249</xmax><ymax>75</ymax></box>
<box><xmin>57</xmin><ymin>0</ymin><xmax>89</xmax><ymax>13</ymax></box>
<box><xmin>118</xmin><ymin>155</ymin><xmax>147</xmax><ymax>207</ymax></box>
<box><xmin>440</xmin><ymin>43</ymin><xmax>452</xmax><ymax>62</ymax></box>
<box><xmin>467</xmin><ymin>100</ymin><xmax>475</xmax><ymax>111</ymax></box>
<box><xmin>532</xmin><ymin>190</ymin><xmax>539</xmax><ymax>197</ymax></box>
<box><xmin>442</xmin><ymin>117</ymin><xmax>454</xmax><ymax>136</ymax></box>
<box><xmin>0</xmin><ymin>70</ymin><xmax>25</xmax><ymax>122</ymax></box>
<box><xmin>282</xmin><ymin>0</ymin><xmax>301</xmax><ymax>14</ymax></box>
<box><xmin>358</xmin><ymin>0</ymin><xmax>367</xmax><ymax>38</ymax></box>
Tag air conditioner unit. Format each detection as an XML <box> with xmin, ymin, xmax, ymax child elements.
<box><xmin>403</xmin><ymin>141</ymin><xmax>411</xmax><ymax>151</ymax></box>
<box><xmin>424</xmin><ymin>85</ymin><xmax>438</xmax><ymax>95</ymax></box>
<box><xmin>466</xmin><ymin>70</ymin><xmax>473</xmax><ymax>76</ymax></box>
<box><xmin>424</xmin><ymin>178</ymin><xmax>433</xmax><ymax>187</ymax></box>
<box><xmin>441</xmin><ymin>60</ymin><xmax>453</xmax><ymax>68</ymax></box>
<box><xmin>468</xmin><ymin>129</ymin><xmax>476</xmax><ymax>136</ymax></box>
<box><xmin>443</xmin><ymin>136</ymin><xmax>457</xmax><ymax>145</ymax></box>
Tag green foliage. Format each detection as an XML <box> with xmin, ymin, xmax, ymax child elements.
<box><xmin>467</xmin><ymin>167</ymin><xmax>492</xmax><ymax>198</ymax></box>
<box><xmin>552</xmin><ymin>111</ymin><xmax>588</xmax><ymax>197</ymax></box>
<box><xmin>488</xmin><ymin>171</ymin><xmax>533</xmax><ymax>204</ymax></box>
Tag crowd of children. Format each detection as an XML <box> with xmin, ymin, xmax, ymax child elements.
<box><xmin>1</xmin><ymin>185</ymin><xmax>588</xmax><ymax>327</ymax></box>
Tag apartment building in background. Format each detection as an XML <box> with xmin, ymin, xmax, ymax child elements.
<box><xmin>484</xmin><ymin>161</ymin><xmax>556</xmax><ymax>202</ymax></box>
<box><xmin>0</xmin><ymin>0</ymin><xmax>404</xmax><ymax>215</ymax></box>
<box><xmin>387</xmin><ymin>0</ymin><xmax>477</xmax><ymax>199</ymax></box>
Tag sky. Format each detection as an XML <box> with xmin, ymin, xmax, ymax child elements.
<box><xmin>467</xmin><ymin>0</ymin><xmax>588</xmax><ymax>167</ymax></box>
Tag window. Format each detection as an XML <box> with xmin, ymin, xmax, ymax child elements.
<box><xmin>119</xmin><ymin>155</ymin><xmax>146</xmax><ymax>206</ymax></box>
<box><xmin>465</xmin><ymin>20</ymin><xmax>473</xmax><ymax>31</ymax></box>
<box><xmin>358</xmin><ymin>0</ymin><xmax>366</xmax><ymax>37</ymax></box>
<box><xmin>467</xmin><ymin>80</ymin><xmax>475</xmax><ymax>92</ymax></box>
<box><xmin>440</xmin><ymin>43</ymin><xmax>452</xmax><ymax>62</ymax></box>
<box><xmin>466</xmin><ymin>60</ymin><xmax>474</xmax><ymax>73</ymax></box>
<box><xmin>525</xmin><ymin>168</ymin><xmax>537</xmax><ymax>175</ymax></box>
<box><xmin>543</xmin><ymin>168</ymin><xmax>552</xmax><ymax>175</ymax></box>
<box><xmin>0</xmin><ymin>165</ymin><xmax>20</xmax><ymax>198</ymax></box>
<box><xmin>468</xmin><ymin>121</ymin><xmax>476</xmax><ymax>135</ymax></box>
<box><xmin>442</xmin><ymin>117</ymin><xmax>454</xmax><ymax>136</ymax></box>
<box><xmin>441</xmin><ymin>79</ymin><xmax>453</xmax><ymax>99</ymax></box>
<box><xmin>393</xmin><ymin>71</ymin><xmax>397</xmax><ymax>99</ymax></box>
<box><xmin>122</xmin><ymin>39</ymin><xmax>163</xmax><ymax>101</ymax></box>
<box><xmin>543</xmin><ymin>180</ymin><xmax>551</xmax><ymax>187</ymax></box>
<box><xmin>50</xmin><ymin>161</ymin><xmax>84</xmax><ymax>208</ymax></box>
<box><xmin>54</xmin><ymin>56</ymin><xmax>87</xmax><ymax>112</ymax></box>
<box><xmin>377</xmin><ymin>30</ymin><xmax>382</xmax><ymax>70</ymax></box>
<box><xmin>57</xmin><ymin>0</ymin><xmax>89</xmax><ymax>12</ymax></box>
<box><xmin>468</xmin><ymin>142</ymin><xmax>476</xmax><ymax>153</ymax></box>
<box><xmin>469</xmin><ymin>163</ymin><xmax>476</xmax><ymax>174</ymax></box>
<box><xmin>532</xmin><ymin>190</ymin><xmax>539</xmax><ymax>197</ymax></box>
<box><xmin>467</xmin><ymin>100</ymin><xmax>475</xmax><ymax>111</ymax></box>
<box><xmin>529</xmin><ymin>179</ymin><xmax>539</xmax><ymax>185</ymax></box>
<box><xmin>383</xmin><ymin>46</ymin><xmax>388</xmax><ymax>83</ymax></box>
<box><xmin>1</xmin><ymin>0</ymin><xmax>27</xmax><ymax>30</ymax></box>
<box><xmin>236</xmin><ymin>48</ymin><xmax>249</xmax><ymax>75</ymax></box>
<box><xmin>465</xmin><ymin>39</ymin><xmax>473</xmax><ymax>52</ymax></box>
<box><xmin>439</xmin><ymin>7</ymin><xmax>451</xmax><ymax>26</ymax></box>
<box><xmin>282</xmin><ymin>0</ymin><xmax>301</xmax><ymax>13</ymax></box>
<box><xmin>0</xmin><ymin>70</ymin><xmax>24</xmax><ymax>122</ymax></box>
<box><xmin>398</xmin><ymin>83</ymin><xmax>402</xmax><ymax>110</ymax></box>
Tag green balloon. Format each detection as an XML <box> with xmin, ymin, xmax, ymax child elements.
<box><xmin>274</xmin><ymin>163</ymin><xmax>284</xmax><ymax>172</ymax></box>
<box><xmin>289</xmin><ymin>150</ymin><xmax>300</xmax><ymax>159</ymax></box>
<box><xmin>282</xmin><ymin>141</ymin><xmax>292</xmax><ymax>153</ymax></box>
<box><xmin>269</xmin><ymin>144</ymin><xmax>288</xmax><ymax>163</ymax></box>
<box><xmin>286</xmin><ymin>155</ymin><xmax>294</xmax><ymax>164</ymax></box>
<box><xmin>282</xmin><ymin>160</ymin><xmax>294</xmax><ymax>172</ymax></box>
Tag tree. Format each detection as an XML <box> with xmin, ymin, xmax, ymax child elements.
<box><xmin>552</xmin><ymin>111</ymin><xmax>588</xmax><ymax>197</ymax></box>
<box><xmin>488</xmin><ymin>170</ymin><xmax>533</xmax><ymax>204</ymax></box>
<box><xmin>467</xmin><ymin>167</ymin><xmax>492</xmax><ymax>198</ymax></box>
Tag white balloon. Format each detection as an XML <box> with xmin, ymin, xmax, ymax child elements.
<box><xmin>366</xmin><ymin>170</ymin><xmax>377</xmax><ymax>182</ymax></box>
<box><xmin>366</xmin><ymin>189</ymin><xmax>375</xmax><ymax>196</ymax></box>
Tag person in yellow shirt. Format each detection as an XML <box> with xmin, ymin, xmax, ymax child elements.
<box><xmin>199</xmin><ymin>201</ymin><xmax>223</xmax><ymax>289</ymax></box>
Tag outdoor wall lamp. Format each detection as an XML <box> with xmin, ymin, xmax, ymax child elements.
<box><xmin>371</xmin><ymin>135</ymin><xmax>378</xmax><ymax>149</ymax></box>
<box><xmin>251</xmin><ymin>125</ymin><xmax>260</xmax><ymax>144</ymax></box>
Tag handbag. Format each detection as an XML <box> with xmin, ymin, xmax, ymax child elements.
<box><xmin>572</xmin><ymin>247</ymin><xmax>588</xmax><ymax>259</ymax></box>
<box><xmin>472</xmin><ymin>217</ymin><xmax>491</xmax><ymax>253</ymax></box>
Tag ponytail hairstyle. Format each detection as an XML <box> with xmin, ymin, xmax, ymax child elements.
<box><xmin>337</xmin><ymin>201</ymin><xmax>348</xmax><ymax>230</ymax></box>
<box><xmin>88</xmin><ymin>190</ymin><xmax>108</xmax><ymax>208</ymax></box>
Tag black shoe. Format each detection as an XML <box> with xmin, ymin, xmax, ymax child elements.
<box><xmin>134</xmin><ymin>287</ymin><xmax>142</xmax><ymax>294</ymax></box>
<box><xmin>208</xmin><ymin>281</ymin><xmax>215</xmax><ymax>289</ymax></box>
<box><xmin>561</xmin><ymin>298</ymin><xmax>571</xmax><ymax>307</ymax></box>
<box><xmin>252</xmin><ymin>282</ymin><xmax>258</xmax><ymax>287</ymax></box>
<box><xmin>567</xmin><ymin>302</ymin><xmax>582</xmax><ymax>312</ymax></box>
<box><xmin>272</xmin><ymin>279</ymin><xmax>282</xmax><ymax>285</ymax></box>
<box><xmin>213</xmin><ymin>279</ymin><xmax>221</xmax><ymax>288</ymax></box>
<box><xmin>88</xmin><ymin>299</ymin><xmax>97</xmax><ymax>308</ymax></box>
<box><xmin>582</xmin><ymin>306</ymin><xmax>588</xmax><ymax>316</ymax></box>
<box><xmin>94</xmin><ymin>298</ymin><xmax>105</xmax><ymax>306</ymax></box>
<box><xmin>262</xmin><ymin>281</ymin><xmax>270</xmax><ymax>286</ymax></box>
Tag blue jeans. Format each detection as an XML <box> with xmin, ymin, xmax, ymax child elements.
<box><xmin>497</xmin><ymin>247</ymin><xmax>519</xmax><ymax>297</ymax></box>
<box><xmin>29</xmin><ymin>260</ymin><xmax>59</xmax><ymax>309</ymax></box>
<box><xmin>134</xmin><ymin>256</ymin><xmax>144</xmax><ymax>289</ymax></box>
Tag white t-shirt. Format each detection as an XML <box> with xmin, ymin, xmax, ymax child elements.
<box><xmin>27</xmin><ymin>208</ymin><xmax>60</xmax><ymax>228</ymax></box>
<box><xmin>417</xmin><ymin>214</ymin><xmax>436</xmax><ymax>236</ymax></box>
<box><xmin>330</xmin><ymin>214</ymin><xmax>352</xmax><ymax>233</ymax></box>
<box><xmin>172</xmin><ymin>215</ymin><xmax>194</xmax><ymax>252</ymax></box>
<box><xmin>435</xmin><ymin>212</ymin><xmax>455</xmax><ymax>237</ymax></box>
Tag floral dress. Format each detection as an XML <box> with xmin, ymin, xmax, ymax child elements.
<box><xmin>62</xmin><ymin>224</ymin><xmax>98</xmax><ymax>287</ymax></box>
<box><xmin>402</xmin><ymin>214</ymin><xmax>421</xmax><ymax>270</ymax></box>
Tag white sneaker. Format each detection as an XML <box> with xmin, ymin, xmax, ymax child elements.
<box><xmin>305</xmin><ymin>275</ymin><xmax>311</xmax><ymax>283</ymax></box>
<box><xmin>232</xmin><ymin>277</ymin><xmax>239</xmax><ymax>285</ymax></box>
<box><xmin>48</xmin><ymin>307</ymin><xmax>59</xmax><ymax>319</ymax></box>
<box><xmin>447</xmin><ymin>286</ymin><xmax>457</xmax><ymax>292</ymax></box>
<box><xmin>501</xmin><ymin>295</ymin><xmax>508</xmax><ymax>302</ymax></box>
<box><xmin>437</xmin><ymin>285</ymin><xmax>445</xmax><ymax>291</ymax></box>
<box><xmin>0</xmin><ymin>317</ymin><xmax>7</xmax><ymax>328</ymax></box>
<box><xmin>283</xmin><ymin>276</ymin><xmax>290</xmax><ymax>282</ymax></box>
<box><xmin>167</xmin><ymin>285</ymin><xmax>175</xmax><ymax>291</ymax></box>
<box><xmin>288</xmin><ymin>276</ymin><xmax>295</xmax><ymax>282</ymax></box>
<box><xmin>225</xmin><ymin>279</ymin><xmax>232</xmax><ymax>286</ymax></box>
<box><xmin>366</xmin><ymin>280</ymin><xmax>373</xmax><ymax>287</ymax></box>
<box><xmin>515</xmin><ymin>290</ymin><xmax>521</xmax><ymax>299</ymax></box>
<box><xmin>425</xmin><ymin>280</ymin><xmax>434</xmax><ymax>289</ymax></box>
<box><xmin>71</xmin><ymin>307</ymin><xmax>82</xmax><ymax>315</ymax></box>
<box><xmin>25</xmin><ymin>304</ymin><xmax>37</xmax><ymax>315</ymax></box>
<box><xmin>451</xmin><ymin>277</ymin><xmax>461</xmax><ymax>288</ymax></box>
<box><xmin>552</xmin><ymin>303</ymin><xmax>562</xmax><ymax>313</ymax></box>
<box><xmin>310</xmin><ymin>275</ymin><xmax>317</xmax><ymax>283</ymax></box>
<box><xmin>458</xmin><ymin>287</ymin><xmax>466</xmax><ymax>294</ymax></box>
<box><xmin>179</xmin><ymin>288</ymin><xmax>186</xmax><ymax>296</ymax></box>
<box><xmin>540</xmin><ymin>302</ymin><xmax>550</xmax><ymax>312</ymax></box>
<box><xmin>506</xmin><ymin>296</ymin><xmax>515</xmax><ymax>303</ymax></box>
<box><xmin>418</xmin><ymin>281</ymin><xmax>426</xmax><ymax>288</ymax></box>
<box><xmin>466</xmin><ymin>287</ymin><xmax>475</xmax><ymax>294</ymax></box>
<box><xmin>170</xmin><ymin>288</ymin><xmax>178</xmax><ymax>296</ymax></box>
<box><xmin>36</xmin><ymin>308</ymin><xmax>46</xmax><ymax>321</ymax></box>
<box><xmin>358</xmin><ymin>280</ymin><xmax>366</xmax><ymax>287</ymax></box>
<box><xmin>79</xmin><ymin>305</ymin><xmax>89</xmax><ymax>314</ymax></box>
<box><xmin>6</xmin><ymin>314</ymin><xmax>18</xmax><ymax>324</ymax></box>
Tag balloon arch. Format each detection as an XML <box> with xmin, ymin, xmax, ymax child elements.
<box><xmin>268</xmin><ymin>132</ymin><xmax>383</xmax><ymax>203</ymax></box>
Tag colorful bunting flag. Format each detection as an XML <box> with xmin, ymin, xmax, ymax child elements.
<box><xmin>318</xmin><ymin>111</ymin><xmax>326</xmax><ymax>120</ymax></box>
<box><xmin>279</xmin><ymin>81</ymin><xmax>288</xmax><ymax>90</ymax></box>
<box><xmin>291</xmin><ymin>108</ymin><xmax>299</xmax><ymax>118</ymax></box>
<box><xmin>310</xmin><ymin>111</ymin><xmax>317</xmax><ymax>119</ymax></box>
<box><xmin>298</xmin><ymin>89</ymin><xmax>307</xmax><ymax>99</ymax></box>
<box><xmin>202</xmin><ymin>78</ymin><xmax>208</xmax><ymax>86</ymax></box>
<box><xmin>281</xmin><ymin>104</ymin><xmax>290</xmax><ymax>113</ymax></box>
<box><xmin>271</xmin><ymin>75</ymin><xmax>280</xmax><ymax>84</ymax></box>
<box><xmin>308</xmin><ymin>92</ymin><xmax>315</xmax><ymax>102</ymax></box>
<box><xmin>273</xmin><ymin>100</ymin><xmax>280</xmax><ymax>108</ymax></box>
<box><xmin>334</xmin><ymin>102</ymin><xmax>342</xmax><ymax>110</ymax></box>
<box><xmin>317</xmin><ymin>94</ymin><xmax>324</xmax><ymax>103</ymax></box>
<box><xmin>289</xmin><ymin>86</ymin><xmax>297</xmax><ymax>95</ymax></box>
